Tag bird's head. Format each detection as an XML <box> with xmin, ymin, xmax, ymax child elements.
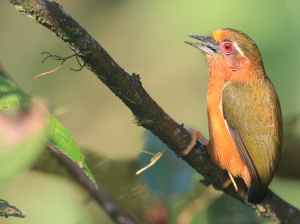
<box><xmin>186</xmin><ymin>28</ymin><xmax>265</xmax><ymax>78</ymax></box>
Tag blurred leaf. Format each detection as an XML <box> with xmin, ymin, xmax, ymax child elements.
<box><xmin>0</xmin><ymin>105</ymin><xmax>47</xmax><ymax>183</ymax></box>
<box><xmin>173</xmin><ymin>185</ymin><xmax>223</xmax><ymax>224</ymax></box>
<box><xmin>137</xmin><ymin>131</ymin><xmax>196</xmax><ymax>203</ymax></box>
<box><xmin>0</xmin><ymin>76</ymin><xmax>96</xmax><ymax>185</ymax></box>
<box><xmin>276</xmin><ymin>114</ymin><xmax>300</xmax><ymax>179</ymax></box>
<box><xmin>136</xmin><ymin>131</ymin><xmax>205</xmax><ymax>224</ymax></box>
<box><xmin>32</xmin><ymin>148</ymin><xmax>74</xmax><ymax>179</ymax></box>
<box><xmin>269</xmin><ymin>177</ymin><xmax>300</xmax><ymax>210</ymax></box>
<box><xmin>206</xmin><ymin>194</ymin><xmax>268</xmax><ymax>224</ymax></box>
<box><xmin>83</xmin><ymin>149</ymin><xmax>151</xmax><ymax>222</ymax></box>
<box><xmin>0</xmin><ymin>199</ymin><xmax>24</xmax><ymax>218</ymax></box>
<box><xmin>283</xmin><ymin>113</ymin><xmax>300</xmax><ymax>141</ymax></box>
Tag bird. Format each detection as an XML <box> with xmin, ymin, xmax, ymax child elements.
<box><xmin>184</xmin><ymin>28</ymin><xmax>282</xmax><ymax>204</ymax></box>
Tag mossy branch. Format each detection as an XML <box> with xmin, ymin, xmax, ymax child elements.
<box><xmin>9</xmin><ymin>0</ymin><xmax>300</xmax><ymax>223</ymax></box>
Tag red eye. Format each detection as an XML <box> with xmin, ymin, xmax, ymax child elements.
<box><xmin>219</xmin><ymin>41</ymin><xmax>235</xmax><ymax>54</ymax></box>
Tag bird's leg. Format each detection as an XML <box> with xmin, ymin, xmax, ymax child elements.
<box><xmin>182</xmin><ymin>128</ymin><xmax>209</xmax><ymax>156</ymax></box>
<box><xmin>183</xmin><ymin>128</ymin><xmax>238</xmax><ymax>192</ymax></box>
<box><xmin>224</xmin><ymin>171</ymin><xmax>238</xmax><ymax>191</ymax></box>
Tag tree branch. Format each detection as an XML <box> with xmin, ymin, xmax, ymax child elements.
<box><xmin>9</xmin><ymin>0</ymin><xmax>300</xmax><ymax>223</ymax></box>
<box><xmin>47</xmin><ymin>145</ymin><xmax>139</xmax><ymax>224</ymax></box>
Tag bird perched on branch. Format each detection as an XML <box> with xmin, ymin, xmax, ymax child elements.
<box><xmin>184</xmin><ymin>28</ymin><xmax>282</xmax><ymax>204</ymax></box>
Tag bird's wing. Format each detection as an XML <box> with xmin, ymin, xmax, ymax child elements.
<box><xmin>221</xmin><ymin>79</ymin><xmax>282</xmax><ymax>193</ymax></box>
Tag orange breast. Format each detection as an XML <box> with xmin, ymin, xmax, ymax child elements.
<box><xmin>206</xmin><ymin>75</ymin><xmax>251</xmax><ymax>187</ymax></box>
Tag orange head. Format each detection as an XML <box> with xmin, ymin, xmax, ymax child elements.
<box><xmin>185</xmin><ymin>28</ymin><xmax>266</xmax><ymax>82</ymax></box>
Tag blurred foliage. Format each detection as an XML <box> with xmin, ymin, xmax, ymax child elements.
<box><xmin>207</xmin><ymin>195</ymin><xmax>267</xmax><ymax>224</ymax></box>
<box><xmin>0</xmin><ymin>76</ymin><xmax>96</xmax><ymax>185</ymax></box>
<box><xmin>0</xmin><ymin>111</ymin><xmax>46</xmax><ymax>184</ymax></box>
<box><xmin>84</xmin><ymin>149</ymin><xmax>151</xmax><ymax>222</ymax></box>
<box><xmin>1</xmin><ymin>0</ymin><xmax>300</xmax><ymax>223</ymax></box>
<box><xmin>277</xmin><ymin>114</ymin><xmax>300</xmax><ymax>180</ymax></box>
<box><xmin>0</xmin><ymin>76</ymin><xmax>47</xmax><ymax>184</ymax></box>
<box><xmin>34</xmin><ymin>130</ymin><xmax>216</xmax><ymax>224</ymax></box>
<box><xmin>137</xmin><ymin>131</ymin><xmax>196</xmax><ymax>202</ymax></box>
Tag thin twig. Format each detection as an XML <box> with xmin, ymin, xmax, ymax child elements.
<box><xmin>70</xmin><ymin>54</ymin><xmax>86</xmax><ymax>71</ymax></box>
<box><xmin>136</xmin><ymin>148</ymin><xmax>169</xmax><ymax>175</ymax></box>
<box><xmin>35</xmin><ymin>53</ymin><xmax>76</xmax><ymax>78</ymax></box>
<box><xmin>35</xmin><ymin>52</ymin><xmax>85</xmax><ymax>78</ymax></box>
<box><xmin>135</xmin><ymin>149</ymin><xmax>157</xmax><ymax>156</ymax></box>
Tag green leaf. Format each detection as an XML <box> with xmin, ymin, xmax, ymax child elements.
<box><xmin>0</xmin><ymin>76</ymin><xmax>96</xmax><ymax>185</ymax></box>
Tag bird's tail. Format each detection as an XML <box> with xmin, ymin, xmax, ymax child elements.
<box><xmin>248</xmin><ymin>181</ymin><xmax>267</xmax><ymax>204</ymax></box>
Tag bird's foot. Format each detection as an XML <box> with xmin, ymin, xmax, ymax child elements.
<box><xmin>181</xmin><ymin>128</ymin><xmax>208</xmax><ymax>156</ymax></box>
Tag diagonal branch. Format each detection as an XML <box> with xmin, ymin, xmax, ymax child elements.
<box><xmin>9</xmin><ymin>0</ymin><xmax>300</xmax><ymax>223</ymax></box>
<box><xmin>47</xmin><ymin>145</ymin><xmax>139</xmax><ymax>224</ymax></box>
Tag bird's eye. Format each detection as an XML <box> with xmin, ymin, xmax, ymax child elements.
<box><xmin>219</xmin><ymin>41</ymin><xmax>235</xmax><ymax>54</ymax></box>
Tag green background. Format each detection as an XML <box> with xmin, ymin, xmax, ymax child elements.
<box><xmin>0</xmin><ymin>0</ymin><xmax>300</xmax><ymax>223</ymax></box>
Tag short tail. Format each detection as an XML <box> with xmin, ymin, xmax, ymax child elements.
<box><xmin>248</xmin><ymin>181</ymin><xmax>267</xmax><ymax>204</ymax></box>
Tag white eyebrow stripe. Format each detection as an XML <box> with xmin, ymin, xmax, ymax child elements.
<box><xmin>233</xmin><ymin>42</ymin><xmax>245</xmax><ymax>57</ymax></box>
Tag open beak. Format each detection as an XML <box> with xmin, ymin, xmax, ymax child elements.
<box><xmin>185</xmin><ymin>35</ymin><xmax>218</xmax><ymax>55</ymax></box>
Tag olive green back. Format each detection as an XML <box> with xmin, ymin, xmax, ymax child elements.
<box><xmin>222</xmin><ymin>78</ymin><xmax>282</xmax><ymax>192</ymax></box>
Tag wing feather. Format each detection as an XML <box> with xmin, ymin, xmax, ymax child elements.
<box><xmin>222</xmin><ymin>78</ymin><xmax>282</xmax><ymax>193</ymax></box>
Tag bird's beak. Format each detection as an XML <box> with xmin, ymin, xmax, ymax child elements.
<box><xmin>185</xmin><ymin>35</ymin><xmax>217</xmax><ymax>55</ymax></box>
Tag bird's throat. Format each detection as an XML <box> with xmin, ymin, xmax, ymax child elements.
<box><xmin>206</xmin><ymin>54</ymin><xmax>262</xmax><ymax>83</ymax></box>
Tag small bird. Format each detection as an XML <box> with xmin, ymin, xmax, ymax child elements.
<box><xmin>184</xmin><ymin>28</ymin><xmax>282</xmax><ymax>204</ymax></box>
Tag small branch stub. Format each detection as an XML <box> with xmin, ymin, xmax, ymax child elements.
<box><xmin>135</xmin><ymin>148</ymin><xmax>169</xmax><ymax>175</ymax></box>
